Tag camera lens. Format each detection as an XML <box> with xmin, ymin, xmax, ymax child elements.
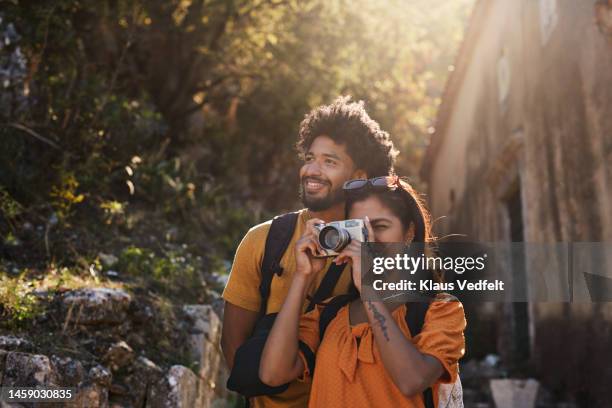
<box><xmin>319</xmin><ymin>226</ymin><xmax>351</xmax><ymax>251</ymax></box>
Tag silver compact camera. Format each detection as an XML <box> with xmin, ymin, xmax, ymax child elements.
<box><xmin>313</xmin><ymin>219</ymin><xmax>368</xmax><ymax>257</ymax></box>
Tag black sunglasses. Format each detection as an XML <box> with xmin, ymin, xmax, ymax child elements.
<box><xmin>343</xmin><ymin>176</ymin><xmax>399</xmax><ymax>191</ymax></box>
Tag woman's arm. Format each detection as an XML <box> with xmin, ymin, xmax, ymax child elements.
<box><xmin>333</xmin><ymin>217</ymin><xmax>443</xmax><ymax>397</ymax></box>
<box><xmin>258</xmin><ymin>219</ymin><xmax>326</xmax><ymax>386</ymax></box>
<box><xmin>362</xmin><ymin>296</ymin><xmax>443</xmax><ymax>397</ymax></box>
<box><xmin>259</xmin><ymin>274</ymin><xmax>311</xmax><ymax>386</ymax></box>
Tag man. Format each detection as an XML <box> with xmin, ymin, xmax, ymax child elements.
<box><xmin>221</xmin><ymin>96</ymin><xmax>398</xmax><ymax>408</ymax></box>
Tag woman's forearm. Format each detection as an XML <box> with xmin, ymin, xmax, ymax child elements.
<box><xmin>259</xmin><ymin>274</ymin><xmax>311</xmax><ymax>385</ymax></box>
<box><xmin>362</xmin><ymin>299</ymin><xmax>443</xmax><ymax>396</ymax></box>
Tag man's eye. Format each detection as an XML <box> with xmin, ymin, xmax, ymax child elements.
<box><xmin>374</xmin><ymin>225</ymin><xmax>387</xmax><ymax>230</ymax></box>
<box><xmin>325</xmin><ymin>159</ymin><xmax>336</xmax><ymax>166</ymax></box>
<box><xmin>305</xmin><ymin>156</ymin><xmax>314</xmax><ymax>163</ymax></box>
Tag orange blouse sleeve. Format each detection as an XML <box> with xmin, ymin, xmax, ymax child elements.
<box><xmin>296</xmin><ymin>303</ymin><xmax>325</xmax><ymax>381</ymax></box>
<box><xmin>413</xmin><ymin>296</ymin><xmax>467</xmax><ymax>384</ymax></box>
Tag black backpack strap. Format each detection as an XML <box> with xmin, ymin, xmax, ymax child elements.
<box><xmin>405</xmin><ymin>301</ymin><xmax>430</xmax><ymax>337</ymax></box>
<box><xmin>405</xmin><ymin>301</ymin><xmax>435</xmax><ymax>408</ymax></box>
<box><xmin>305</xmin><ymin>262</ymin><xmax>347</xmax><ymax>312</ymax></box>
<box><xmin>318</xmin><ymin>294</ymin><xmax>353</xmax><ymax>343</ymax></box>
<box><xmin>297</xmin><ymin>293</ymin><xmax>349</xmax><ymax>379</ymax></box>
<box><xmin>259</xmin><ymin>212</ymin><xmax>300</xmax><ymax>316</ymax></box>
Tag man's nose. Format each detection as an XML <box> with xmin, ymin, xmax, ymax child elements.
<box><xmin>303</xmin><ymin>161</ymin><xmax>323</xmax><ymax>177</ymax></box>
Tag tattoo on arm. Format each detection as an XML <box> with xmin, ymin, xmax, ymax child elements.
<box><xmin>367</xmin><ymin>301</ymin><xmax>389</xmax><ymax>341</ymax></box>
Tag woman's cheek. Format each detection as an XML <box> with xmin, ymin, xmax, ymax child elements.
<box><xmin>386</xmin><ymin>227</ymin><xmax>404</xmax><ymax>243</ymax></box>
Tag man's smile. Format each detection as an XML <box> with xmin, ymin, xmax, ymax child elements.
<box><xmin>303</xmin><ymin>177</ymin><xmax>330</xmax><ymax>194</ymax></box>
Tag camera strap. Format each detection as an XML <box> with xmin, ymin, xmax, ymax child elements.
<box><xmin>305</xmin><ymin>262</ymin><xmax>347</xmax><ymax>312</ymax></box>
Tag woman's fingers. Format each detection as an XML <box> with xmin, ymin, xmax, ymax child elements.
<box><xmin>305</xmin><ymin>218</ymin><xmax>325</xmax><ymax>227</ymax></box>
<box><xmin>306</xmin><ymin>240</ymin><xmax>322</xmax><ymax>258</ymax></box>
<box><xmin>305</xmin><ymin>218</ymin><xmax>325</xmax><ymax>237</ymax></box>
<box><xmin>335</xmin><ymin>241</ymin><xmax>361</xmax><ymax>263</ymax></box>
<box><xmin>364</xmin><ymin>216</ymin><xmax>375</xmax><ymax>243</ymax></box>
<box><xmin>296</xmin><ymin>236</ymin><xmax>312</xmax><ymax>253</ymax></box>
<box><xmin>298</xmin><ymin>236</ymin><xmax>324</xmax><ymax>259</ymax></box>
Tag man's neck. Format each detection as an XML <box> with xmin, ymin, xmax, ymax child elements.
<box><xmin>307</xmin><ymin>203</ymin><xmax>345</xmax><ymax>222</ymax></box>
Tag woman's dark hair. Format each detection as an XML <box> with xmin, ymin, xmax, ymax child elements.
<box><xmin>344</xmin><ymin>177</ymin><xmax>433</xmax><ymax>243</ymax></box>
<box><xmin>296</xmin><ymin>96</ymin><xmax>398</xmax><ymax>177</ymax></box>
<box><xmin>343</xmin><ymin>177</ymin><xmax>438</xmax><ymax>298</ymax></box>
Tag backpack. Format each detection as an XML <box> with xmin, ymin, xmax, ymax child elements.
<box><xmin>314</xmin><ymin>295</ymin><xmax>464</xmax><ymax>408</ymax></box>
<box><xmin>226</xmin><ymin>212</ymin><xmax>347</xmax><ymax>398</ymax></box>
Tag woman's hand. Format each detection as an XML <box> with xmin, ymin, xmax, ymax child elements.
<box><xmin>334</xmin><ymin>216</ymin><xmax>375</xmax><ymax>293</ymax></box>
<box><xmin>294</xmin><ymin>218</ymin><xmax>327</xmax><ymax>279</ymax></box>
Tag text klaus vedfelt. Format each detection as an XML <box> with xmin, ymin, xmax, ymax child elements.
<box><xmin>370</xmin><ymin>253</ymin><xmax>505</xmax><ymax>292</ymax></box>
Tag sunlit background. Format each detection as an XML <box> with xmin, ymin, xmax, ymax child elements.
<box><xmin>0</xmin><ymin>2</ymin><xmax>475</xmax><ymax>405</ymax></box>
<box><xmin>0</xmin><ymin>0</ymin><xmax>473</xmax><ymax>270</ymax></box>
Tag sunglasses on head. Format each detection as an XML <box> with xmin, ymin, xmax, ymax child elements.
<box><xmin>343</xmin><ymin>175</ymin><xmax>401</xmax><ymax>192</ymax></box>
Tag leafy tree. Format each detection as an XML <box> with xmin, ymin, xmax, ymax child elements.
<box><xmin>0</xmin><ymin>0</ymin><xmax>472</xmax><ymax>270</ymax></box>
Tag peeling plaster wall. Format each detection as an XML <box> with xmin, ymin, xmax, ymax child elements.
<box><xmin>425</xmin><ymin>0</ymin><xmax>612</xmax><ymax>403</ymax></box>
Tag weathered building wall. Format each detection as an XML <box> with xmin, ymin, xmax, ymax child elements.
<box><xmin>422</xmin><ymin>0</ymin><xmax>612</xmax><ymax>404</ymax></box>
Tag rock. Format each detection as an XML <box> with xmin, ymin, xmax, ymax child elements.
<box><xmin>51</xmin><ymin>355</ymin><xmax>85</xmax><ymax>386</ymax></box>
<box><xmin>99</xmin><ymin>253</ymin><xmax>119</xmax><ymax>268</ymax></box>
<box><xmin>73</xmin><ymin>383</ymin><xmax>109</xmax><ymax>408</ymax></box>
<box><xmin>122</xmin><ymin>356</ymin><xmax>163</xmax><ymax>408</ymax></box>
<box><xmin>126</xmin><ymin>332</ymin><xmax>146</xmax><ymax>348</ymax></box>
<box><xmin>210</xmin><ymin>297</ymin><xmax>225</xmax><ymax>320</ymax></box>
<box><xmin>1</xmin><ymin>352</ymin><xmax>59</xmax><ymax>387</ymax></box>
<box><xmin>135</xmin><ymin>356</ymin><xmax>163</xmax><ymax>375</ymax></box>
<box><xmin>128</xmin><ymin>301</ymin><xmax>154</xmax><ymax>324</ymax></box>
<box><xmin>0</xmin><ymin>349</ymin><xmax>8</xmax><ymax>384</ymax></box>
<box><xmin>0</xmin><ymin>335</ymin><xmax>34</xmax><ymax>352</ymax></box>
<box><xmin>89</xmin><ymin>364</ymin><xmax>113</xmax><ymax>387</ymax></box>
<box><xmin>182</xmin><ymin>304</ymin><xmax>230</xmax><ymax>406</ymax></box>
<box><xmin>490</xmin><ymin>378</ymin><xmax>539</xmax><ymax>408</ymax></box>
<box><xmin>103</xmin><ymin>340</ymin><xmax>134</xmax><ymax>371</ymax></box>
<box><xmin>109</xmin><ymin>382</ymin><xmax>129</xmax><ymax>396</ymax></box>
<box><xmin>62</xmin><ymin>288</ymin><xmax>132</xmax><ymax>325</ymax></box>
<box><xmin>147</xmin><ymin>365</ymin><xmax>198</xmax><ymax>408</ymax></box>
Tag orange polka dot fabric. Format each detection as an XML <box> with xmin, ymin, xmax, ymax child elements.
<box><xmin>297</xmin><ymin>296</ymin><xmax>466</xmax><ymax>408</ymax></box>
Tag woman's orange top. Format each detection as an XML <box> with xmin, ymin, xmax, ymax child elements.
<box><xmin>297</xmin><ymin>296</ymin><xmax>466</xmax><ymax>408</ymax></box>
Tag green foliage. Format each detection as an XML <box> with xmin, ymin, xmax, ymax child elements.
<box><xmin>116</xmin><ymin>245</ymin><xmax>207</xmax><ymax>300</ymax></box>
<box><xmin>49</xmin><ymin>173</ymin><xmax>85</xmax><ymax>222</ymax></box>
<box><xmin>0</xmin><ymin>186</ymin><xmax>23</xmax><ymax>220</ymax></box>
<box><xmin>0</xmin><ymin>271</ymin><xmax>43</xmax><ymax>329</ymax></box>
<box><xmin>0</xmin><ymin>0</ymin><xmax>472</xmax><ymax>292</ymax></box>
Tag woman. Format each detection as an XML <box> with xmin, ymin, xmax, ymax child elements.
<box><xmin>259</xmin><ymin>176</ymin><xmax>466</xmax><ymax>407</ymax></box>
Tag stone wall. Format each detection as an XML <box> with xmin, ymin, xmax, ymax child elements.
<box><xmin>0</xmin><ymin>288</ymin><xmax>235</xmax><ymax>407</ymax></box>
<box><xmin>422</xmin><ymin>0</ymin><xmax>612</xmax><ymax>404</ymax></box>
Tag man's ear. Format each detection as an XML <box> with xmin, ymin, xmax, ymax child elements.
<box><xmin>405</xmin><ymin>222</ymin><xmax>415</xmax><ymax>244</ymax></box>
<box><xmin>352</xmin><ymin>169</ymin><xmax>367</xmax><ymax>179</ymax></box>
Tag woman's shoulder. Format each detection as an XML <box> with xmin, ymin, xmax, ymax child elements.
<box><xmin>400</xmin><ymin>293</ymin><xmax>464</xmax><ymax>325</ymax></box>
<box><xmin>425</xmin><ymin>292</ymin><xmax>466</xmax><ymax>327</ymax></box>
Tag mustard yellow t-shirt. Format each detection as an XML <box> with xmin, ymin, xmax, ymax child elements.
<box><xmin>222</xmin><ymin>209</ymin><xmax>354</xmax><ymax>408</ymax></box>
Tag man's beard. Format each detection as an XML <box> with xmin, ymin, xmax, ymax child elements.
<box><xmin>299</xmin><ymin>178</ymin><xmax>345</xmax><ymax>212</ymax></box>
